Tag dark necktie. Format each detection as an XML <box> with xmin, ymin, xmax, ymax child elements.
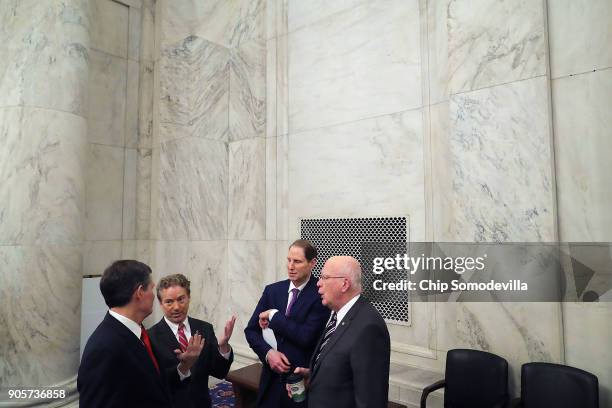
<box><xmin>314</xmin><ymin>312</ymin><xmax>337</xmax><ymax>363</ymax></box>
<box><xmin>285</xmin><ymin>288</ymin><xmax>300</xmax><ymax>316</ymax></box>
<box><xmin>140</xmin><ymin>325</ymin><xmax>160</xmax><ymax>373</ymax></box>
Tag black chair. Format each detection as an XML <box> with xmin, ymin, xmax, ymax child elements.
<box><xmin>512</xmin><ymin>362</ymin><xmax>598</xmax><ymax>408</ymax></box>
<box><xmin>421</xmin><ymin>348</ymin><xmax>509</xmax><ymax>408</ymax></box>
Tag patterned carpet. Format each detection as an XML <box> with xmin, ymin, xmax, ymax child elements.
<box><xmin>210</xmin><ymin>381</ymin><xmax>236</xmax><ymax>408</ymax></box>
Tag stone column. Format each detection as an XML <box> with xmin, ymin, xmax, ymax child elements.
<box><xmin>0</xmin><ymin>0</ymin><xmax>89</xmax><ymax>403</ymax></box>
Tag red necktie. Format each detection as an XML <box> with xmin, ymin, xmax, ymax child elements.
<box><xmin>178</xmin><ymin>323</ymin><xmax>188</xmax><ymax>352</ymax></box>
<box><xmin>140</xmin><ymin>326</ymin><xmax>160</xmax><ymax>373</ymax></box>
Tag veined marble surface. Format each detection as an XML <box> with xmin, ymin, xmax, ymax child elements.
<box><xmin>429</xmin><ymin>102</ymin><xmax>453</xmax><ymax>241</ymax></box>
<box><xmin>83</xmin><ymin>240</ymin><xmax>122</xmax><ymax>276</ymax></box>
<box><xmin>288</xmin><ymin>110</ymin><xmax>425</xmax><ymax>240</ymax></box>
<box><xmin>159</xmin><ymin>36</ymin><xmax>229</xmax><ymax>143</ymax></box>
<box><xmin>125</xmin><ymin>60</ymin><xmax>140</xmax><ymax>148</ymax></box>
<box><xmin>286</xmin><ymin>0</ymin><xmax>367</xmax><ymax>34</ymax></box>
<box><xmin>447</xmin><ymin>0</ymin><xmax>546</xmax><ymax>94</ymax></box>
<box><xmin>136</xmin><ymin>148</ymin><xmax>152</xmax><ymax>240</ymax></box>
<box><xmin>229</xmin><ymin>138</ymin><xmax>266</xmax><ymax>240</ymax></box>
<box><xmin>85</xmin><ymin>144</ymin><xmax>125</xmax><ymax>241</ymax></box>
<box><xmin>0</xmin><ymin>107</ymin><xmax>86</xmax><ymax>246</ymax></box>
<box><xmin>139</xmin><ymin>60</ymin><xmax>155</xmax><ymax>148</ymax></box>
<box><xmin>0</xmin><ymin>244</ymin><xmax>82</xmax><ymax>386</ymax></box>
<box><xmin>547</xmin><ymin>0</ymin><xmax>612</xmax><ymax>78</ymax></box>
<box><xmin>88</xmin><ymin>49</ymin><xmax>127</xmax><ymax>147</ymax></box>
<box><xmin>91</xmin><ymin>0</ymin><xmax>128</xmax><ymax>58</ymax></box>
<box><xmin>448</xmin><ymin>76</ymin><xmax>554</xmax><ymax>242</ymax></box>
<box><xmin>288</xmin><ymin>0</ymin><xmax>421</xmax><ymax>133</ymax></box>
<box><xmin>160</xmin><ymin>0</ymin><xmax>264</xmax><ymax>49</ymax></box>
<box><xmin>425</xmin><ymin>0</ymin><xmax>450</xmax><ymax>104</ymax></box>
<box><xmin>152</xmin><ymin>240</ymin><xmax>228</xmax><ymax>330</ymax></box>
<box><xmin>230</xmin><ymin>39</ymin><xmax>266</xmax><ymax>141</ymax></box>
<box><xmin>553</xmin><ymin>69</ymin><xmax>612</xmax><ymax>242</ymax></box>
<box><xmin>0</xmin><ymin>0</ymin><xmax>89</xmax><ymax>115</ymax></box>
<box><xmin>154</xmin><ymin>138</ymin><xmax>227</xmax><ymax>241</ymax></box>
<box><xmin>228</xmin><ymin>240</ymin><xmax>277</xmax><ymax>348</ymax></box>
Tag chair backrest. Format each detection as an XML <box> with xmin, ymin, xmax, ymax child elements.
<box><xmin>444</xmin><ymin>349</ymin><xmax>508</xmax><ymax>408</ymax></box>
<box><xmin>521</xmin><ymin>362</ymin><xmax>598</xmax><ymax>408</ymax></box>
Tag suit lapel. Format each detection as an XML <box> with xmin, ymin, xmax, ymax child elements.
<box><xmin>311</xmin><ymin>297</ymin><xmax>364</xmax><ymax>378</ymax></box>
<box><xmin>159</xmin><ymin>318</ymin><xmax>181</xmax><ymax>351</ymax></box>
<box><xmin>106</xmin><ymin>313</ymin><xmax>164</xmax><ymax>386</ymax></box>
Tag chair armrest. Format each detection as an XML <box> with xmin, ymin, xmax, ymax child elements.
<box><xmin>420</xmin><ymin>379</ymin><xmax>445</xmax><ymax>408</ymax></box>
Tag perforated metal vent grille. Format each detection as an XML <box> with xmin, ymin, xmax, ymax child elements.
<box><xmin>301</xmin><ymin>217</ymin><xmax>409</xmax><ymax>324</ymax></box>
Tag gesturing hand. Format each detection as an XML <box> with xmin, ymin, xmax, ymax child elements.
<box><xmin>259</xmin><ymin>309</ymin><xmax>273</xmax><ymax>329</ymax></box>
<box><xmin>218</xmin><ymin>315</ymin><xmax>236</xmax><ymax>354</ymax></box>
<box><xmin>175</xmin><ymin>332</ymin><xmax>204</xmax><ymax>374</ymax></box>
<box><xmin>267</xmin><ymin>349</ymin><xmax>291</xmax><ymax>374</ymax></box>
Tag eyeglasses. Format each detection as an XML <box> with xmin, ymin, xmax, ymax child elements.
<box><xmin>319</xmin><ymin>274</ymin><xmax>346</xmax><ymax>281</ymax></box>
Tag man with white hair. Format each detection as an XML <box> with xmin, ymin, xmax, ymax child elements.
<box><xmin>290</xmin><ymin>256</ymin><xmax>391</xmax><ymax>407</ymax></box>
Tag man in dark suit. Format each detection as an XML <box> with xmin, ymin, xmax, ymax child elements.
<box><xmin>245</xmin><ymin>240</ymin><xmax>329</xmax><ymax>407</ymax></box>
<box><xmin>78</xmin><ymin>260</ymin><xmax>204</xmax><ymax>408</ymax></box>
<box><xmin>148</xmin><ymin>273</ymin><xmax>236</xmax><ymax>408</ymax></box>
<box><xmin>290</xmin><ymin>256</ymin><xmax>391</xmax><ymax>408</ymax></box>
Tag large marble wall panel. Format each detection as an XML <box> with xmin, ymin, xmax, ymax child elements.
<box><xmin>446</xmin><ymin>0</ymin><xmax>546</xmax><ymax>94</ymax></box>
<box><xmin>85</xmin><ymin>144</ymin><xmax>125</xmax><ymax>241</ymax></box>
<box><xmin>83</xmin><ymin>240</ymin><xmax>122</xmax><ymax>276</ymax></box>
<box><xmin>159</xmin><ymin>36</ymin><xmax>229</xmax><ymax>143</ymax></box>
<box><xmin>230</xmin><ymin>39</ymin><xmax>266</xmax><ymax>141</ymax></box>
<box><xmin>88</xmin><ymin>50</ymin><xmax>127</xmax><ymax>146</ymax></box>
<box><xmin>0</xmin><ymin>0</ymin><xmax>89</xmax><ymax>115</ymax></box>
<box><xmin>154</xmin><ymin>138</ymin><xmax>228</xmax><ymax>241</ymax></box>
<box><xmin>160</xmin><ymin>0</ymin><xmax>264</xmax><ymax>50</ymax></box>
<box><xmin>152</xmin><ymin>240</ymin><xmax>228</xmax><ymax>329</ymax></box>
<box><xmin>0</xmin><ymin>107</ymin><xmax>87</xmax><ymax>246</ymax></box>
<box><xmin>91</xmin><ymin>0</ymin><xmax>128</xmax><ymax>58</ymax></box>
<box><xmin>288</xmin><ymin>0</ymin><xmax>421</xmax><ymax>133</ymax></box>
<box><xmin>563</xmin><ymin>303</ymin><xmax>612</xmax><ymax>407</ymax></box>
<box><xmin>229</xmin><ymin>138</ymin><xmax>266</xmax><ymax>240</ymax></box>
<box><xmin>288</xmin><ymin>110</ymin><xmax>425</xmax><ymax>240</ymax></box>
<box><xmin>287</xmin><ymin>0</ymin><xmax>367</xmax><ymax>34</ymax></box>
<box><xmin>228</xmin><ymin>240</ymin><xmax>277</xmax><ymax>347</ymax></box>
<box><xmin>547</xmin><ymin>0</ymin><xmax>612</xmax><ymax>78</ymax></box>
<box><xmin>265</xmin><ymin>137</ymin><xmax>277</xmax><ymax>240</ymax></box>
<box><xmin>447</xmin><ymin>76</ymin><xmax>554</xmax><ymax>242</ymax></box>
<box><xmin>0</xmin><ymin>245</ymin><xmax>82</xmax><ymax>386</ymax></box>
<box><xmin>553</xmin><ymin>69</ymin><xmax>612</xmax><ymax>242</ymax></box>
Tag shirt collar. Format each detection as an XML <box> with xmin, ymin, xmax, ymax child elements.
<box><xmin>163</xmin><ymin>316</ymin><xmax>191</xmax><ymax>337</ymax></box>
<box><xmin>109</xmin><ymin>309</ymin><xmax>142</xmax><ymax>339</ymax></box>
<box><xmin>288</xmin><ymin>277</ymin><xmax>309</xmax><ymax>293</ymax></box>
<box><xmin>336</xmin><ymin>294</ymin><xmax>361</xmax><ymax>325</ymax></box>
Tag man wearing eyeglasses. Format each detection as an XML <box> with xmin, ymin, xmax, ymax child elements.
<box><xmin>149</xmin><ymin>274</ymin><xmax>236</xmax><ymax>408</ymax></box>
<box><xmin>289</xmin><ymin>256</ymin><xmax>391</xmax><ymax>408</ymax></box>
<box><xmin>245</xmin><ymin>239</ymin><xmax>329</xmax><ymax>407</ymax></box>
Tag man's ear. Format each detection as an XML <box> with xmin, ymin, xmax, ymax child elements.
<box><xmin>310</xmin><ymin>258</ymin><xmax>317</xmax><ymax>268</ymax></box>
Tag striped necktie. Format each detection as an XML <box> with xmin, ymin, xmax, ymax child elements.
<box><xmin>178</xmin><ymin>323</ymin><xmax>188</xmax><ymax>352</ymax></box>
<box><xmin>314</xmin><ymin>312</ymin><xmax>337</xmax><ymax>363</ymax></box>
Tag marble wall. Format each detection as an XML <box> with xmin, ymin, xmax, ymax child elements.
<box><xmin>0</xmin><ymin>0</ymin><xmax>89</xmax><ymax>396</ymax></box>
<box><xmin>548</xmin><ymin>0</ymin><xmax>612</xmax><ymax>405</ymax></box>
<box><xmin>148</xmin><ymin>0</ymin><xmax>611</xmax><ymax>406</ymax></box>
<box><xmin>84</xmin><ymin>0</ymin><xmax>154</xmax><ymax>280</ymax></box>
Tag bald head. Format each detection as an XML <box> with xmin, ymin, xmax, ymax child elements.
<box><xmin>317</xmin><ymin>256</ymin><xmax>363</xmax><ymax>311</ymax></box>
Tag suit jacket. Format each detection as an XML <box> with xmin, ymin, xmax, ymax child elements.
<box><xmin>245</xmin><ymin>276</ymin><xmax>329</xmax><ymax>407</ymax></box>
<box><xmin>307</xmin><ymin>296</ymin><xmax>390</xmax><ymax>408</ymax></box>
<box><xmin>77</xmin><ymin>312</ymin><xmax>173</xmax><ymax>408</ymax></box>
<box><xmin>148</xmin><ymin>316</ymin><xmax>234</xmax><ymax>408</ymax></box>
